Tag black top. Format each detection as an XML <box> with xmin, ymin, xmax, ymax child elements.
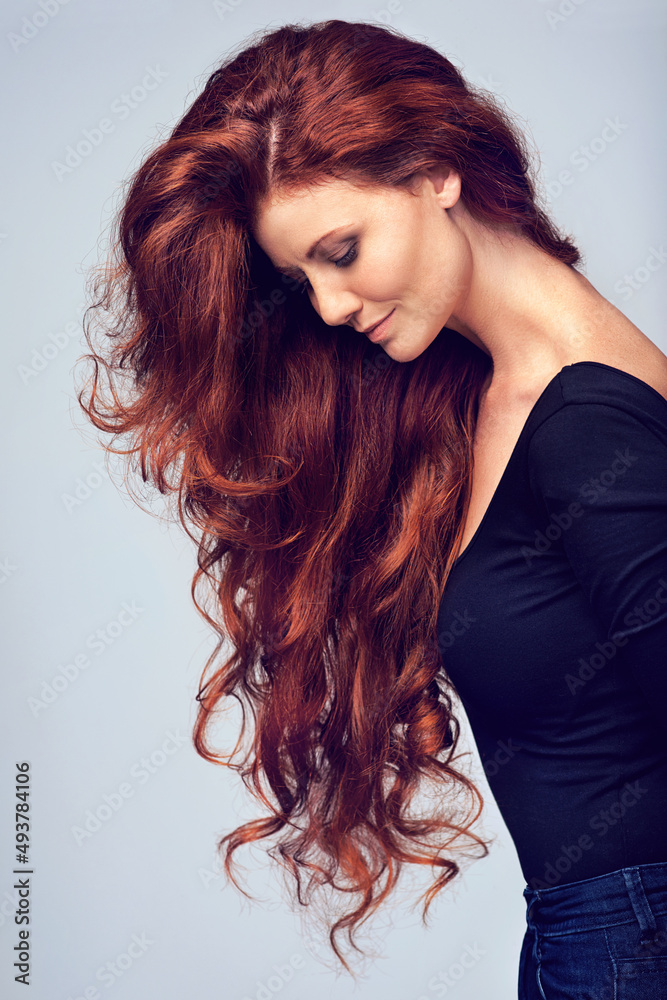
<box><xmin>436</xmin><ymin>361</ymin><xmax>667</xmax><ymax>890</ymax></box>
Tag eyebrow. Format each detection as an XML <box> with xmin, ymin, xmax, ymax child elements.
<box><xmin>273</xmin><ymin>224</ymin><xmax>352</xmax><ymax>277</ymax></box>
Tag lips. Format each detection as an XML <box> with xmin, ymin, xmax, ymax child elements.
<box><xmin>363</xmin><ymin>309</ymin><xmax>395</xmax><ymax>343</ymax></box>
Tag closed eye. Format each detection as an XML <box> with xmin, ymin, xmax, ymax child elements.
<box><xmin>298</xmin><ymin>242</ymin><xmax>358</xmax><ymax>293</ymax></box>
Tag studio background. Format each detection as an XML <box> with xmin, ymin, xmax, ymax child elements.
<box><xmin>1</xmin><ymin>1</ymin><xmax>665</xmax><ymax>998</ymax></box>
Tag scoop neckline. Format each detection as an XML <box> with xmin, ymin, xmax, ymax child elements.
<box><xmin>451</xmin><ymin>360</ymin><xmax>667</xmax><ymax>569</ymax></box>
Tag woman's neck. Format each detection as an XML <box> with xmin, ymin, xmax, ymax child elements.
<box><xmin>445</xmin><ymin>207</ymin><xmax>643</xmax><ymax>398</ymax></box>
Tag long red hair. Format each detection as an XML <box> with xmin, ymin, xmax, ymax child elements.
<box><xmin>76</xmin><ymin>19</ymin><xmax>581</xmax><ymax>974</ymax></box>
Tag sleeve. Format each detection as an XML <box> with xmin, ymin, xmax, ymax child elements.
<box><xmin>527</xmin><ymin>402</ymin><xmax>667</xmax><ymax>730</ymax></box>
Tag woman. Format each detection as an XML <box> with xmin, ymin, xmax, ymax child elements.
<box><xmin>77</xmin><ymin>18</ymin><xmax>667</xmax><ymax>996</ymax></box>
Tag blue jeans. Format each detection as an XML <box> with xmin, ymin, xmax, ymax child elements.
<box><xmin>518</xmin><ymin>862</ymin><xmax>667</xmax><ymax>999</ymax></box>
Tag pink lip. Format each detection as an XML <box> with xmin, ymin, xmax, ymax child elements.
<box><xmin>364</xmin><ymin>309</ymin><xmax>395</xmax><ymax>343</ymax></box>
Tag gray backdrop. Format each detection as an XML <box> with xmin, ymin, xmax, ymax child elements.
<box><xmin>2</xmin><ymin>1</ymin><xmax>665</xmax><ymax>998</ymax></box>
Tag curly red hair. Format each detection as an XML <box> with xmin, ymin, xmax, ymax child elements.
<box><xmin>76</xmin><ymin>18</ymin><xmax>581</xmax><ymax>975</ymax></box>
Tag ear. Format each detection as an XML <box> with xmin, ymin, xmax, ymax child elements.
<box><xmin>422</xmin><ymin>164</ymin><xmax>462</xmax><ymax>209</ymax></box>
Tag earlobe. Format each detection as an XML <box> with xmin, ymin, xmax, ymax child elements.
<box><xmin>422</xmin><ymin>164</ymin><xmax>462</xmax><ymax>209</ymax></box>
<box><xmin>438</xmin><ymin>167</ymin><xmax>462</xmax><ymax>209</ymax></box>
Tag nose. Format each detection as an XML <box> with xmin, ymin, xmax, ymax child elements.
<box><xmin>309</xmin><ymin>279</ymin><xmax>361</xmax><ymax>329</ymax></box>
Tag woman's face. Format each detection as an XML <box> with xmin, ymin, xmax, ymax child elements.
<box><xmin>252</xmin><ymin>168</ymin><xmax>474</xmax><ymax>363</ymax></box>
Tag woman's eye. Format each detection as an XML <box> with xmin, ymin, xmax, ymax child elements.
<box><xmin>332</xmin><ymin>243</ymin><xmax>357</xmax><ymax>269</ymax></box>
<box><xmin>297</xmin><ymin>242</ymin><xmax>358</xmax><ymax>294</ymax></box>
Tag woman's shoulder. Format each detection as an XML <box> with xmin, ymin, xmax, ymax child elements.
<box><xmin>553</xmin><ymin>286</ymin><xmax>667</xmax><ymax>404</ymax></box>
<box><xmin>526</xmin><ymin>355</ymin><xmax>667</xmax><ymax>478</ymax></box>
<box><xmin>486</xmin><ymin>336</ymin><xmax>667</xmax><ymax>426</ymax></box>
<box><xmin>524</xmin><ymin>360</ymin><xmax>667</xmax><ymax>511</ymax></box>
<box><xmin>562</xmin><ymin>341</ymin><xmax>667</xmax><ymax>404</ymax></box>
<box><xmin>557</xmin><ymin>355</ymin><xmax>667</xmax><ymax>412</ymax></box>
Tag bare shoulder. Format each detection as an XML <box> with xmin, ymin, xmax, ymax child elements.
<box><xmin>578</xmin><ymin>339</ymin><xmax>667</xmax><ymax>406</ymax></box>
<box><xmin>564</xmin><ymin>274</ymin><xmax>667</xmax><ymax>402</ymax></box>
<box><xmin>581</xmin><ymin>300</ymin><xmax>667</xmax><ymax>402</ymax></box>
<box><xmin>622</xmin><ymin>353</ymin><xmax>667</xmax><ymax>404</ymax></box>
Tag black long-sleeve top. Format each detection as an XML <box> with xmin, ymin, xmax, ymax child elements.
<box><xmin>436</xmin><ymin>361</ymin><xmax>667</xmax><ymax>890</ymax></box>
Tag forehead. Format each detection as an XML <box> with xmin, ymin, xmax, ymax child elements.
<box><xmin>252</xmin><ymin>176</ymin><xmax>412</xmax><ymax>264</ymax></box>
<box><xmin>255</xmin><ymin>178</ymin><xmax>363</xmax><ymax>238</ymax></box>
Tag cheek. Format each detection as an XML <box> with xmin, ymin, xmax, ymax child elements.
<box><xmin>417</xmin><ymin>229</ymin><xmax>471</xmax><ymax>324</ymax></box>
<box><xmin>358</xmin><ymin>235</ymin><xmax>413</xmax><ymax>301</ymax></box>
<box><xmin>356</xmin><ymin>261</ymin><xmax>403</xmax><ymax>301</ymax></box>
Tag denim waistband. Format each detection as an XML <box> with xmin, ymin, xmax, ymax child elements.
<box><xmin>522</xmin><ymin>861</ymin><xmax>667</xmax><ymax>940</ymax></box>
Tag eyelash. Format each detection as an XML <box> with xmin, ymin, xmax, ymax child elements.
<box><xmin>298</xmin><ymin>242</ymin><xmax>358</xmax><ymax>293</ymax></box>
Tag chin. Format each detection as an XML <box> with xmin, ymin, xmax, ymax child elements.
<box><xmin>381</xmin><ymin>340</ymin><xmax>427</xmax><ymax>364</ymax></box>
<box><xmin>389</xmin><ymin>326</ymin><xmax>444</xmax><ymax>362</ymax></box>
